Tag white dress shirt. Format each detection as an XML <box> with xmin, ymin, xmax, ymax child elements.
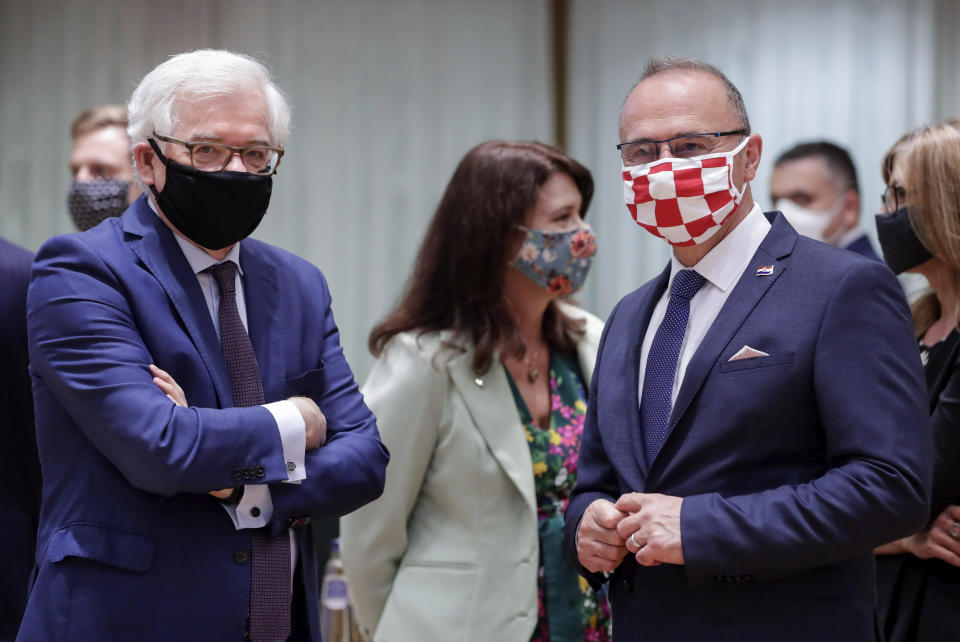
<box><xmin>638</xmin><ymin>203</ymin><xmax>772</xmax><ymax>407</ymax></box>
<box><xmin>149</xmin><ymin>200</ymin><xmax>305</xmax><ymax>577</ymax></box>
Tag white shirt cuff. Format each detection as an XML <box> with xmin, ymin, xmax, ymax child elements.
<box><xmin>264</xmin><ymin>400</ymin><xmax>307</xmax><ymax>483</ymax></box>
<box><xmin>219</xmin><ymin>484</ymin><xmax>273</xmax><ymax>530</ymax></box>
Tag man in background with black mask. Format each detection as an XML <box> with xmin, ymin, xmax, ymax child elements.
<box><xmin>67</xmin><ymin>105</ymin><xmax>140</xmax><ymax>230</ymax></box>
<box><xmin>18</xmin><ymin>50</ymin><xmax>388</xmax><ymax>642</ymax></box>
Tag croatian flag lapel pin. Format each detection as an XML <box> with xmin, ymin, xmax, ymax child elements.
<box><xmin>756</xmin><ymin>265</ymin><xmax>775</xmax><ymax>276</ymax></box>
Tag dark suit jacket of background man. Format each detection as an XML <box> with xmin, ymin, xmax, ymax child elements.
<box><xmin>0</xmin><ymin>237</ymin><xmax>39</xmax><ymax>642</ymax></box>
<box><xmin>565</xmin><ymin>213</ymin><xmax>931</xmax><ymax>642</ymax></box>
<box><xmin>17</xmin><ymin>197</ymin><xmax>389</xmax><ymax>642</ymax></box>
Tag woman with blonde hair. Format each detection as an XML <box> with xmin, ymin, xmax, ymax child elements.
<box><xmin>341</xmin><ymin>140</ymin><xmax>611</xmax><ymax>642</ymax></box>
<box><xmin>874</xmin><ymin>121</ymin><xmax>960</xmax><ymax>641</ymax></box>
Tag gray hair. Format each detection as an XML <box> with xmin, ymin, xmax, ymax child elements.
<box><xmin>626</xmin><ymin>56</ymin><xmax>751</xmax><ymax>133</ymax></box>
<box><xmin>127</xmin><ymin>49</ymin><xmax>291</xmax><ymax>153</ymax></box>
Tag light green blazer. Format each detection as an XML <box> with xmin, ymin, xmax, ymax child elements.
<box><xmin>340</xmin><ymin>303</ymin><xmax>603</xmax><ymax>642</ymax></box>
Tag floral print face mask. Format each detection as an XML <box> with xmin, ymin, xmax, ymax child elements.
<box><xmin>512</xmin><ymin>222</ymin><xmax>597</xmax><ymax>297</ymax></box>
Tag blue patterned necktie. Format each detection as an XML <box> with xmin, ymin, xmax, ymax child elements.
<box><xmin>640</xmin><ymin>269</ymin><xmax>707</xmax><ymax>467</ymax></box>
<box><xmin>204</xmin><ymin>261</ymin><xmax>291</xmax><ymax>642</ymax></box>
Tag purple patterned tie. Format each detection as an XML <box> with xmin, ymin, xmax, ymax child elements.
<box><xmin>204</xmin><ymin>261</ymin><xmax>291</xmax><ymax>642</ymax></box>
<box><xmin>640</xmin><ymin>269</ymin><xmax>706</xmax><ymax>467</ymax></box>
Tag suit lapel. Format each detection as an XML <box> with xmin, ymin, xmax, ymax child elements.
<box><xmin>124</xmin><ymin>198</ymin><xmax>233</xmax><ymax>407</ymax></box>
<box><xmin>627</xmin><ymin>264</ymin><xmax>671</xmax><ymax>481</ymax></box>
<box><xmin>447</xmin><ymin>347</ymin><xmax>537</xmax><ymax>512</ymax></box>
<box><xmin>659</xmin><ymin>214</ymin><xmax>797</xmax><ymax>461</ymax></box>
<box><xmin>239</xmin><ymin>244</ymin><xmax>285</xmax><ymax>403</ymax></box>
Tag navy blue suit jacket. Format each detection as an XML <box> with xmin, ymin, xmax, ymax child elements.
<box><xmin>0</xmin><ymin>238</ymin><xmax>39</xmax><ymax>642</ymax></box>
<box><xmin>17</xmin><ymin>198</ymin><xmax>389</xmax><ymax>642</ymax></box>
<box><xmin>565</xmin><ymin>213</ymin><xmax>931</xmax><ymax>642</ymax></box>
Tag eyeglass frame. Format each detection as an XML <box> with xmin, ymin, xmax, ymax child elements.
<box><xmin>881</xmin><ymin>184</ymin><xmax>906</xmax><ymax>214</ymax></box>
<box><xmin>151</xmin><ymin>132</ymin><xmax>285</xmax><ymax>176</ymax></box>
<box><xmin>616</xmin><ymin>129</ymin><xmax>749</xmax><ymax>166</ymax></box>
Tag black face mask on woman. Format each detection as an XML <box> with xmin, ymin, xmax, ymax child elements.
<box><xmin>148</xmin><ymin>138</ymin><xmax>272</xmax><ymax>250</ymax></box>
<box><xmin>875</xmin><ymin>206</ymin><xmax>934</xmax><ymax>274</ymax></box>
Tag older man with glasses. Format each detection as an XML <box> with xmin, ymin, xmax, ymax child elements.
<box><xmin>17</xmin><ymin>49</ymin><xmax>388</xmax><ymax>642</ymax></box>
<box><xmin>564</xmin><ymin>56</ymin><xmax>931</xmax><ymax>642</ymax></box>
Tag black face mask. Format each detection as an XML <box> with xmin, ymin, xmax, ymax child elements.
<box><xmin>875</xmin><ymin>206</ymin><xmax>934</xmax><ymax>274</ymax></box>
<box><xmin>148</xmin><ymin>138</ymin><xmax>272</xmax><ymax>250</ymax></box>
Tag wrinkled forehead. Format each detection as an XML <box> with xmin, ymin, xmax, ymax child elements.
<box><xmin>170</xmin><ymin>89</ymin><xmax>271</xmax><ymax>141</ymax></box>
<box><xmin>620</xmin><ymin>71</ymin><xmax>739</xmax><ymax>141</ymax></box>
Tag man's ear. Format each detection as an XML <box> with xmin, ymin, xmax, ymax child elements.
<box><xmin>742</xmin><ymin>134</ymin><xmax>763</xmax><ymax>183</ymax></box>
<box><xmin>132</xmin><ymin>141</ymin><xmax>162</xmax><ymax>191</ymax></box>
<box><xmin>841</xmin><ymin>189</ymin><xmax>860</xmax><ymax>229</ymax></box>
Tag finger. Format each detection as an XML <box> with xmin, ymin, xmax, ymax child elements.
<box><xmin>615</xmin><ymin>493</ymin><xmax>644</xmax><ymax>513</ymax></box>
<box><xmin>625</xmin><ymin>530</ymin><xmax>649</xmax><ymax>553</ymax></box>
<box><xmin>581</xmin><ymin>537</ymin><xmax>628</xmax><ymax>560</ymax></box>
<box><xmin>929</xmin><ymin>528</ymin><xmax>960</xmax><ymax>556</ymax></box>
<box><xmin>582</xmin><ymin>554</ymin><xmax>624</xmax><ymax>574</ymax></box>
<box><xmin>583</xmin><ymin>523</ymin><xmax>627</xmax><ymax>548</ymax></box>
<box><xmin>946</xmin><ymin>505</ymin><xmax>960</xmax><ymax>521</ymax></box>
<box><xmin>153</xmin><ymin>376</ymin><xmax>175</xmax><ymax>394</ymax></box>
<box><xmin>616</xmin><ymin>511</ymin><xmax>652</xmax><ymax>540</ymax></box>
<box><xmin>150</xmin><ymin>364</ymin><xmax>173</xmax><ymax>382</ymax></box>
<box><xmin>636</xmin><ymin>542</ymin><xmax>665</xmax><ymax>567</ymax></box>
<box><xmin>583</xmin><ymin>499</ymin><xmax>621</xmax><ymax>529</ymax></box>
<box><xmin>592</xmin><ymin>503</ymin><xmax>628</xmax><ymax>529</ymax></box>
<box><xmin>927</xmin><ymin>541</ymin><xmax>960</xmax><ymax>567</ymax></box>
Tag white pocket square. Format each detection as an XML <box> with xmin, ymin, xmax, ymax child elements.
<box><xmin>728</xmin><ymin>345</ymin><xmax>770</xmax><ymax>361</ymax></box>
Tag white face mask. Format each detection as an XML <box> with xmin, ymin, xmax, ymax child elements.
<box><xmin>774</xmin><ymin>198</ymin><xmax>844</xmax><ymax>245</ymax></box>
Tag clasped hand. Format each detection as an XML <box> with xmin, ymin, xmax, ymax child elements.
<box><xmin>577</xmin><ymin>492</ymin><xmax>684</xmax><ymax>574</ymax></box>
<box><xmin>148</xmin><ymin>364</ymin><xmax>327</xmax><ymax>499</ymax></box>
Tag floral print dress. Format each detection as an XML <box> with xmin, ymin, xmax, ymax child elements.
<box><xmin>505</xmin><ymin>349</ymin><xmax>612</xmax><ymax>642</ymax></box>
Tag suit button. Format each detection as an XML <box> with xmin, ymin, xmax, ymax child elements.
<box><xmin>234</xmin><ymin>550</ymin><xmax>250</xmax><ymax>565</ymax></box>
<box><xmin>232</xmin><ymin>470</ymin><xmax>242</xmax><ymax>482</ymax></box>
<box><xmin>255</xmin><ymin>465</ymin><xmax>265</xmax><ymax>477</ymax></box>
<box><xmin>250</xmin><ymin>507</ymin><xmax>261</xmax><ymax>518</ymax></box>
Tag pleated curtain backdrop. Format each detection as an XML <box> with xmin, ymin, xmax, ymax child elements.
<box><xmin>0</xmin><ymin>0</ymin><xmax>554</xmax><ymax>377</ymax></box>
<box><xmin>568</xmin><ymin>0</ymin><xmax>960</xmax><ymax>320</ymax></box>
<box><xmin>2</xmin><ymin>0</ymin><xmax>958</xmax><ymax>379</ymax></box>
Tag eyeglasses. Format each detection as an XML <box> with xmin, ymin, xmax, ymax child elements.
<box><xmin>152</xmin><ymin>133</ymin><xmax>284</xmax><ymax>176</ymax></box>
<box><xmin>882</xmin><ymin>184</ymin><xmax>906</xmax><ymax>214</ymax></box>
<box><xmin>617</xmin><ymin>129</ymin><xmax>748</xmax><ymax>167</ymax></box>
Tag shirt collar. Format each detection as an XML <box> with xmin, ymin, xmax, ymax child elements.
<box><xmin>146</xmin><ymin>196</ymin><xmax>243</xmax><ymax>276</ymax></box>
<box><xmin>669</xmin><ymin>202</ymin><xmax>771</xmax><ymax>293</ymax></box>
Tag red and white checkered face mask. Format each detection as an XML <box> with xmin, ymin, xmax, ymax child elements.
<box><xmin>621</xmin><ymin>137</ymin><xmax>750</xmax><ymax>246</ymax></box>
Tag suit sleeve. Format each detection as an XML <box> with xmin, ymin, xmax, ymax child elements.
<box><xmin>338</xmin><ymin>333</ymin><xmax>447</xmax><ymax>636</ymax></box>
<box><xmin>267</xmin><ymin>271</ymin><xmax>389</xmax><ymax>529</ymax></box>
<box><xmin>564</xmin><ymin>299</ymin><xmax>623</xmax><ymax>585</ymax></box>
<box><xmin>929</xmin><ymin>352</ymin><xmax>960</xmax><ymax>519</ymax></box>
<box><xmin>681</xmin><ymin>260</ymin><xmax>932</xmax><ymax>584</ymax></box>
<box><xmin>27</xmin><ymin>234</ymin><xmax>287</xmax><ymax>497</ymax></box>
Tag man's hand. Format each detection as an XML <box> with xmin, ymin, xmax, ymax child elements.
<box><xmin>900</xmin><ymin>504</ymin><xmax>960</xmax><ymax>567</ymax></box>
<box><xmin>289</xmin><ymin>396</ymin><xmax>327</xmax><ymax>450</ymax></box>
<box><xmin>151</xmin><ymin>364</ymin><xmax>187</xmax><ymax>407</ymax></box>
<box><xmin>576</xmin><ymin>499</ymin><xmax>629</xmax><ymax>573</ymax></box>
<box><xmin>150</xmin><ymin>364</ymin><xmax>235</xmax><ymax>497</ymax></box>
<box><xmin>616</xmin><ymin>493</ymin><xmax>685</xmax><ymax>566</ymax></box>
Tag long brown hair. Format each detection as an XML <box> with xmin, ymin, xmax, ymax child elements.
<box><xmin>883</xmin><ymin>123</ymin><xmax>960</xmax><ymax>336</ymax></box>
<box><xmin>369</xmin><ymin>140</ymin><xmax>594</xmax><ymax>374</ymax></box>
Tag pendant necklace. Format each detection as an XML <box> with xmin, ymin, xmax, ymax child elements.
<box><xmin>525</xmin><ymin>346</ymin><xmax>541</xmax><ymax>383</ymax></box>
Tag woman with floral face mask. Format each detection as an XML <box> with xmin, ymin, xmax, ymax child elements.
<box><xmin>874</xmin><ymin>122</ymin><xmax>960</xmax><ymax>642</ymax></box>
<box><xmin>340</xmin><ymin>141</ymin><xmax>609</xmax><ymax>642</ymax></box>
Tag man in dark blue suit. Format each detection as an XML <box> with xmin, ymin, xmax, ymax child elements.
<box><xmin>770</xmin><ymin>140</ymin><xmax>882</xmax><ymax>261</ymax></box>
<box><xmin>564</xmin><ymin>57</ymin><xmax>931</xmax><ymax>641</ymax></box>
<box><xmin>17</xmin><ymin>50</ymin><xmax>388</xmax><ymax>642</ymax></box>
<box><xmin>0</xmin><ymin>237</ymin><xmax>39</xmax><ymax>642</ymax></box>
